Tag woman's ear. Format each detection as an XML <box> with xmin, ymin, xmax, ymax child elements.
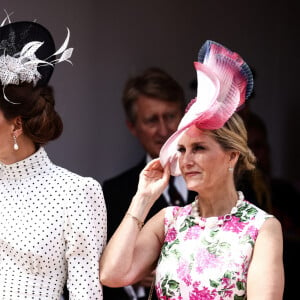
<box><xmin>12</xmin><ymin>116</ymin><xmax>23</xmax><ymax>137</ymax></box>
<box><xmin>229</xmin><ymin>151</ymin><xmax>240</xmax><ymax>165</ymax></box>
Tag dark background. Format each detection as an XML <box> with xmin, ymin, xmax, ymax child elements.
<box><xmin>2</xmin><ymin>1</ymin><xmax>299</xmax><ymax>188</ymax></box>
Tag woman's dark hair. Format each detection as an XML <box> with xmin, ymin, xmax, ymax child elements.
<box><xmin>0</xmin><ymin>83</ymin><xmax>63</xmax><ymax>146</ymax></box>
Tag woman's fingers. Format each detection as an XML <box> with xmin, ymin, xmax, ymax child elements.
<box><xmin>142</xmin><ymin>159</ymin><xmax>164</xmax><ymax>178</ymax></box>
<box><xmin>162</xmin><ymin>161</ymin><xmax>171</xmax><ymax>181</ymax></box>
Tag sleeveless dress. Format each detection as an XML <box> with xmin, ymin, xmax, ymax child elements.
<box><xmin>155</xmin><ymin>193</ymin><xmax>272</xmax><ymax>299</ymax></box>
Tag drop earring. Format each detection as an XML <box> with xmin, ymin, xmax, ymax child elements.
<box><xmin>13</xmin><ymin>135</ymin><xmax>19</xmax><ymax>151</ymax></box>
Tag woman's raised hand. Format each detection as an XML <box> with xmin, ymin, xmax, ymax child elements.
<box><xmin>136</xmin><ymin>158</ymin><xmax>170</xmax><ymax>205</ymax></box>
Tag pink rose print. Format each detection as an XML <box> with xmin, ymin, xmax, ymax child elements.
<box><xmin>177</xmin><ymin>260</ymin><xmax>192</xmax><ymax>285</ymax></box>
<box><xmin>165</xmin><ymin>227</ymin><xmax>177</xmax><ymax>242</ymax></box>
<box><xmin>155</xmin><ymin>285</ymin><xmax>168</xmax><ymax>300</ymax></box>
<box><xmin>184</xmin><ymin>226</ymin><xmax>200</xmax><ymax>240</ymax></box>
<box><xmin>195</xmin><ymin>249</ymin><xmax>220</xmax><ymax>274</ymax></box>
<box><xmin>190</xmin><ymin>285</ymin><xmax>217</xmax><ymax>300</ymax></box>
<box><xmin>245</xmin><ymin>225</ymin><xmax>259</xmax><ymax>240</ymax></box>
<box><xmin>223</xmin><ymin>216</ymin><xmax>246</xmax><ymax>233</ymax></box>
<box><xmin>220</xmin><ymin>277</ymin><xmax>234</xmax><ymax>298</ymax></box>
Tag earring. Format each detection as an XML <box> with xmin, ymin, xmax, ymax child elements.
<box><xmin>13</xmin><ymin>135</ymin><xmax>19</xmax><ymax>151</ymax></box>
<box><xmin>228</xmin><ymin>167</ymin><xmax>234</xmax><ymax>172</ymax></box>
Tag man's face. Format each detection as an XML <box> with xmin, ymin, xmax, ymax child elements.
<box><xmin>128</xmin><ymin>96</ymin><xmax>183</xmax><ymax>158</ymax></box>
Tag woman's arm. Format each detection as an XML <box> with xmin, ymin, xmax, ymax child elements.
<box><xmin>65</xmin><ymin>177</ymin><xmax>107</xmax><ymax>300</ymax></box>
<box><xmin>247</xmin><ymin>217</ymin><xmax>284</xmax><ymax>300</ymax></box>
<box><xmin>100</xmin><ymin>158</ymin><xmax>170</xmax><ymax>287</ymax></box>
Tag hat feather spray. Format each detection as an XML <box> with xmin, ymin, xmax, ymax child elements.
<box><xmin>0</xmin><ymin>11</ymin><xmax>73</xmax><ymax>104</ymax></box>
<box><xmin>160</xmin><ymin>40</ymin><xmax>253</xmax><ymax>175</ymax></box>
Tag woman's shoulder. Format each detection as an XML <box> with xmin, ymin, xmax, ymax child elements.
<box><xmin>241</xmin><ymin>199</ymin><xmax>278</xmax><ymax>231</ymax></box>
<box><xmin>42</xmin><ymin>149</ymin><xmax>98</xmax><ymax>183</ymax></box>
<box><xmin>243</xmin><ymin>198</ymin><xmax>273</xmax><ymax>217</ymax></box>
<box><xmin>259</xmin><ymin>215</ymin><xmax>282</xmax><ymax>235</ymax></box>
<box><xmin>54</xmin><ymin>166</ymin><xmax>105</xmax><ymax>211</ymax></box>
<box><xmin>50</xmin><ymin>162</ymin><xmax>99</xmax><ymax>183</ymax></box>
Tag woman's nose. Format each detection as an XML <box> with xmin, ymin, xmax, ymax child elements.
<box><xmin>180</xmin><ymin>151</ymin><xmax>194</xmax><ymax>168</ymax></box>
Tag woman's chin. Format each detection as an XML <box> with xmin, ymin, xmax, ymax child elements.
<box><xmin>186</xmin><ymin>181</ymin><xmax>202</xmax><ymax>193</ymax></box>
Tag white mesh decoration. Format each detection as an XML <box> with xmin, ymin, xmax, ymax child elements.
<box><xmin>0</xmin><ymin>12</ymin><xmax>73</xmax><ymax>104</ymax></box>
<box><xmin>0</xmin><ymin>47</ymin><xmax>42</xmax><ymax>87</ymax></box>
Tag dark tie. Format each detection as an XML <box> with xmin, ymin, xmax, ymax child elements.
<box><xmin>168</xmin><ymin>176</ymin><xmax>184</xmax><ymax>206</ymax></box>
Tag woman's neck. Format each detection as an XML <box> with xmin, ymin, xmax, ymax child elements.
<box><xmin>195</xmin><ymin>187</ymin><xmax>238</xmax><ymax>218</ymax></box>
<box><xmin>0</xmin><ymin>138</ymin><xmax>37</xmax><ymax>165</ymax></box>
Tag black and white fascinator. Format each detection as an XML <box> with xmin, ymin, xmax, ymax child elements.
<box><xmin>0</xmin><ymin>12</ymin><xmax>73</xmax><ymax>104</ymax></box>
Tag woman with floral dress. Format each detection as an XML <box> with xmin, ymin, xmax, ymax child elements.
<box><xmin>100</xmin><ymin>40</ymin><xmax>284</xmax><ymax>299</ymax></box>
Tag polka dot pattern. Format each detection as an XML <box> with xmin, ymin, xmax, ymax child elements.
<box><xmin>0</xmin><ymin>147</ymin><xmax>107</xmax><ymax>299</ymax></box>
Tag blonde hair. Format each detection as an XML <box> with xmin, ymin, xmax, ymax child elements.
<box><xmin>209</xmin><ymin>113</ymin><xmax>256</xmax><ymax>181</ymax></box>
<box><xmin>201</xmin><ymin>113</ymin><xmax>272</xmax><ymax>212</ymax></box>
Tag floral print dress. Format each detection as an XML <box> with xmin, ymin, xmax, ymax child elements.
<box><xmin>155</xmin><ymin>193</ymin><xmax>272</xmax><ymax>300</ymax></box>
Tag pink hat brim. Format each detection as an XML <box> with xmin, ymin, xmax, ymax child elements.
<box><xmin>159</xmin><ymin>62</ymin><xmax>220</xmax><ymax>176</ymax></box>
<box><xmin>159</xmin><ymin>40</ymin><xmax>251</xmax><ymax>176</ymax></box>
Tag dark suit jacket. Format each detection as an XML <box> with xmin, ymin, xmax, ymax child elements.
<box><xmin>102</xmin><ymin>157</ymin><xmax>196</xmax><ymax>300</ymax></box>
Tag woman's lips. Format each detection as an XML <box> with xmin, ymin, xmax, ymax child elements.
<box><xmin>184</xmin><ymin>171</ymin><xmax>200</xmax><ymax>177</ymax></box>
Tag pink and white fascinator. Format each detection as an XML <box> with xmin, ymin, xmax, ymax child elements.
<box><xmin>0</xmin><ymin>12</ymin><xmax>73</xmax><ymax>104</ymax></box>
<box><xmin>159</xmin><ymin>40</ymin><xmax>254</xmax><ymax>176</ymax></box>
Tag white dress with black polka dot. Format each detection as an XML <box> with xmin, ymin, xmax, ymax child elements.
<box><xmin>0</xmin><ymin>147</ymin><xmax>106</xmax><ymax>299</ymax></box>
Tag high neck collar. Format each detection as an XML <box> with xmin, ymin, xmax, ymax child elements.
<box><xmin>0</xmin><ymin>147</ymin><xmax>52</xmax><ymax>180</ymax></box>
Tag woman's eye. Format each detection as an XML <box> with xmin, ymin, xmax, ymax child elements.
<box><xmin>177</xmin><ymin>147</ymin><xmax>185</xmax><ymax>153</ymax></box>
<box><xmin>193</xmin><ymin>145</ymin><xmax>205</xmax><ymax>151</ymax></box>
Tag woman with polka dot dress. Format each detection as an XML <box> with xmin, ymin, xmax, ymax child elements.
<box><xmin>0</xmin><ymin>15</ymin><xmax>106</xmax><ymax>299</ymax></box>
